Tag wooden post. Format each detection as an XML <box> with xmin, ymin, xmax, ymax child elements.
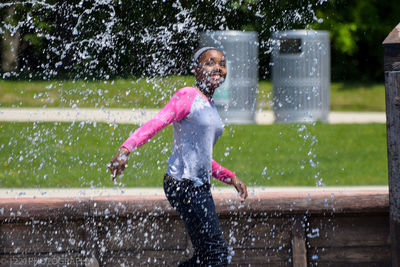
<box><xmin>291</xmin><ymin>215</ymin><xmax>307</xmax><ymax>266</ymax></box>
<box><xmin>383</xmin><ymin>22</ymin><xmax>400</xmax><ymax>267</ymax></box>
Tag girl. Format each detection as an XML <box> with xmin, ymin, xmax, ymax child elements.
<box><xmin>108</xmin><ymin>47</ymin><xmax>248</xmax><ymax>266</ymax></box>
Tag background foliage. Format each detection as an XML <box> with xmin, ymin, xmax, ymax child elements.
<box><xmin>311</xmin><ymin>0</ymin><xmax>400</xmax><ymax>81</ymax></box>
<box><xmin>1</xmin><ymin>0</ymin><xmax>323</xmax><ymax>80</ymax></box>
<box><xmin>0</xmin><ymin>0</ymin><xmax>399</xmax><ymax>81</ymax></box>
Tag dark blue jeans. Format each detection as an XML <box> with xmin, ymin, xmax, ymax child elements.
<box><xmin>163</xmin><ymin>175</ymin><xmax>229</xmax><ymax>267</ymax></box>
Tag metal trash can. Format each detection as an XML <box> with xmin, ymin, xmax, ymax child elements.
<box><xmin>272</xmin><ymin>30</ymin><xmax>330</xmax><ymax>123</ymax></box>
<box><xmin>200</xmin><ymin>31</ymin><xmax>258</xmax><ymax>124</ymax></box>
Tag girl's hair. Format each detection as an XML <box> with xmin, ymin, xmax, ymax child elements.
<box><xmin>191</xmin><ymin>47</ymin><xmax>224</xmax><ymax>69</ymax></box>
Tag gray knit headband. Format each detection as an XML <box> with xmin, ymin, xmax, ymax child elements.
<box><xmin>192</xmin><ymin>47</ymin><xmax>223</xmax><ymax>66</ymax></box>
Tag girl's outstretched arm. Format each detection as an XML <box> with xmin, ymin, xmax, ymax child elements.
<box><xmin>121</xmin><ymin>88</ymin><xmax>195</xmax><ymax>151</ymax></box>
<box><xmin>212</xmin><ymin>159</ymin><xmax>248</xmax><ymax>201</ymax></box>
<box><xmin>108</xmin><ymin>88</ymin><xmax>196</xmax><ymax>178</ymax></box>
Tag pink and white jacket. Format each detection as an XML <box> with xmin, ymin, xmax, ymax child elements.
<box><xmin>121</xmin><ymin>86</ymin><xmax>235</xmax><ymax>186</ymax></box>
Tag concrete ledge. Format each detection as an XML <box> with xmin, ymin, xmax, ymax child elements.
<box><xmin>0</xmin><ymin>185</ymin><xmax>389</xmax><ymax>197</ymax></box>
<box><xmin>0</xmin><ymin>187</ymin><xmax>389</xmax><ymax>220</ymax></box>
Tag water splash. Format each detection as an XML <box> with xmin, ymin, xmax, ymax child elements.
<box><xmin>1</xmin><ymin>1</ymin><xmax>329</xmax><ymax>263</ymax></box>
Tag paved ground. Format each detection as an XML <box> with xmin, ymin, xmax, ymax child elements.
<box><xmin>0</xmin><ymin>186</ymin><xmax>388</xmax><ymax>198</ymax></box>
<box><xmin>0</xmin><ymin>108</ymin><xmax>386</xmax><ymax>124</ymax></box>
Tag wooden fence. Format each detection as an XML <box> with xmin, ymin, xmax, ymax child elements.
<box><xmin>0</xmin><ymin>188</ymin><xmax>389</xmax><ymax>266</ymax></box>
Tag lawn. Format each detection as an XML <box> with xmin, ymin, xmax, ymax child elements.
<box><xmin>0</xmin><ymin>77</ymin><xmax>386</xmax><ymax>111</ymax></box>
<box><xmin>0</xmin><ymin>122</ymin><xmax>387</xmax><ymax>188</ymax></box>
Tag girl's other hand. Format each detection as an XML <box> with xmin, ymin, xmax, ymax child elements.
<box><xmin>231</xmin><ymin>176</ymin><xmax>248</xmax><ymax>202</ymax></box>
<box><xmin>108</xmin><ymin>147</ymin><xmax>130</xmax><ymax>181</ymax></box>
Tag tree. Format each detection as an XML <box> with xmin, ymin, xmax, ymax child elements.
<box><xmin>0</xmin><ymin>0</ymin><xmax>327</xmax><ymax>80</ymax></box>
<box><xmin>312</xmin><ymin>0</ymin><xmax>400</xmax><ymax>81</ymax></box>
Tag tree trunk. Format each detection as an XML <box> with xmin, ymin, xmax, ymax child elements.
<box><xmin>1</xmin><ymin>6</ymin><xmax>20</xmax><ymax>72</ymax></box>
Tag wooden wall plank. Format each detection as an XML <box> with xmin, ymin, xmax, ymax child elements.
<box><xmin>308</xmin><ymin>246</ymin><xmax>391</xmax><ymax>263</ymax></box>
<box><xmin>100</xmin><ymin>249</ymin><xmax>291</xmax><ymax>266</ymax></box>
<box><xmin>307</xmin><ymin>215</ymin><xmax>390</xmax><ymax>247</ymax></box>
<box><xmin>230</xmin><ymin>249</ymin><xmax>291</xmax><ymax>266</ymax></box>
<box><xmin>219</xmin><ymin>217</ymin><xmax>291</xmax><ymax>249</ymax></box>
<box><xmin>0</xmin><ymin>198</ymin><xmax>90</xmax><ymax>220</ymax></box>
<box><xmin>99</xmin><ymin>216</ymin><xmax>187</xmax><ymax>251</ymax></box>
<box><xmin>0</xmin><ymin>220</ymin><xmax>86</xmax><ymax>254</ymax></box>
<box><xmin>310</xmin><ymin>262</ymin><xmax>390</xmax><ymax>267</ymax></box>
<box><xmin>0</xmin><ymin>253</ymin><xmax>89</xmax><ymax>267</ymax></box>
<box><xmin>214</xmin><ymin>191</ymin><xmax>388</xmax><ymax>215</ymax></box>
<box><xmin>101</xmin><ymin>250</ymin><xmax>189</xmax><ymax>266</ymax></box>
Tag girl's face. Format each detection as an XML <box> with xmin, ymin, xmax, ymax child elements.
<box><xmin>195</xmin><ymin>49</ymin><xmax>227</xmax><ymax>91</ymax></box>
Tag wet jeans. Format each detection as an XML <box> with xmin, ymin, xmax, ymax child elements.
<box><xmin>163</xmin><ymin>174</ymin><xmax>229</xmax><ymax>267</ymax></box>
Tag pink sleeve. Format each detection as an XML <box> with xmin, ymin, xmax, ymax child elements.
<box><xmin>121</xmin><ymin>87</ymin><xmax>196</xmax><ymax>151</ymax></box>
<box><xmin>212</xmin><ymin>159</ymin><xmax>235</xmax><ymax>185</ymax></box>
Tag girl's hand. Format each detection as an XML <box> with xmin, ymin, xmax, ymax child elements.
<box><xmin>231</xmin><ymin>176</ymin><xmax>248</xmax><ymax>201</ymax></box>
<box><xmin>108</xmin><ymin>147</ymin><xmax>130</xmax><ymax>181</ymax></box>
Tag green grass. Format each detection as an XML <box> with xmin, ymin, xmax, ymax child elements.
<box><xmin>0</xmin><ymin>77</ymin><xmax>386</xmax><ymax>111</ymax></box>
<box><xmin>330</xmin><ymin>82</ymin><xmax>386</xmax><ymax>111</ymax></box>
<box><xmin>0</xmin><ymin>122</ymin><xmax>387</xmax><ymax>188</ymax></box>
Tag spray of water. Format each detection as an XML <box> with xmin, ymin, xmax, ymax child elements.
<box><xmin>0</xmin><ymin>1</ymin><xmax>328</xmax><ymax>263</ymax></box>
<box><xmin>0</xmin><ymin>0</ymin><xmax>327</xmax><ymax>188</ymax></box>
